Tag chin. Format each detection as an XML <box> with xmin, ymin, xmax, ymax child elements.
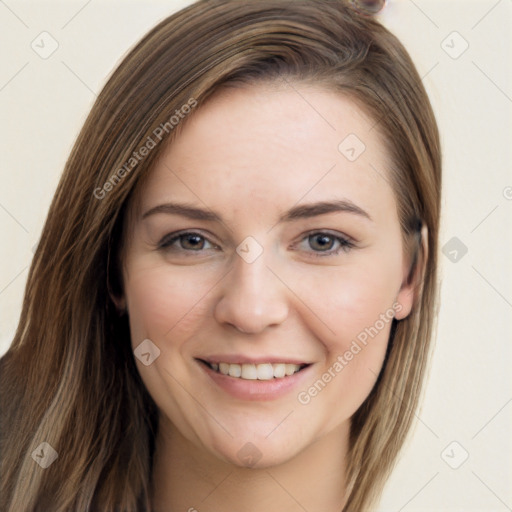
<box><xmin>210</xmin><ymin>437</ymin><xmax>301</xmax><ymax>470</ymax></box>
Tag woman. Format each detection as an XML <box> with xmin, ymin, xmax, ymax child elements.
<box><xmin>0</xmin><ymin>1</ymin><xmax>441</xmax><ymax>510</ymax></box>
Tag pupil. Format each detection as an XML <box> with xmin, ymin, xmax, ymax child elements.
<box><xmin>183</xmin><ymin>234</ymin><xmax>203</xmax><ymax>250</ymax></box>
<box><xmin>311</xmin><ymin>234</ymin><xmax>333</xmax><ymax>251</ymax></box>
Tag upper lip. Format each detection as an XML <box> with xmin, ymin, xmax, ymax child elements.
<box><xmin>198</xmin><ymin>355</ymin><xmax>312</xmax><ymax>365</ymax></box>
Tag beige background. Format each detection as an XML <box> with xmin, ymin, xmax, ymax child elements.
<box><xmin>1</xmin><ymin>1</ymin><xmax>511</xmax><ymax>510</ymax></box>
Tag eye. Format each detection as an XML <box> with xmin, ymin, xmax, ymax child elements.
<box><xmin>296</xmin><ymin>231</ymin><xmax>355</xmax><ymax>257</ymax></box>
<box><xmin>158</xmin><ymin>231</ymin><xmax>218</xmax><ymax>253</ymax></box>
<box><xmin>157</xmin><ymin>230</ymin><xmax>355</xmax><ymax>258</ymax></box>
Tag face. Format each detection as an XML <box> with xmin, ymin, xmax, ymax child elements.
<box><xmin>118</xmin><ymin>82</ymin><xmax>416</xmax><ymax>469</ymax></box>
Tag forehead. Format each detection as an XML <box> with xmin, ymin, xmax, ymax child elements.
<box><xmin>135</xmin><ymin>83</ymin><xmax>397</xmax><ymax>226</ymax></box>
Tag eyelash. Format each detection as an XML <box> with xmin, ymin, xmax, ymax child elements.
<box><xmin>158</xmin><ymin>230</ymin><xmax>355</xmax><ymax>258</ymax></box>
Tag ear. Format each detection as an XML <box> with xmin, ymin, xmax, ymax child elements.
<box><xmin>110</xmin><ymin>292</ymin><xmax>127</xmax><ymax>313</ymax></box>
<box><xmin>395</xmin><ymin>223</ymin><xmax>428</xmax><ymax>320</ymax></box>
<box><xmin>107</xmin><ymin>243</ymin><xmax>127</xmax><ymax>313</ymax></box>
<box><xmin>107</xmin><ymin>269</ymin><xmax>127</xmax><ymax>313</ymax></box>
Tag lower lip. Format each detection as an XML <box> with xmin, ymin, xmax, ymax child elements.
<box><xmin>197</xmin><ymin>360</ymin><xmax>314</xmax><ymax>401</ymax></box>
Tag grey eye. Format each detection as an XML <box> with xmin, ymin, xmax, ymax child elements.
<box><xmin>308</xmin><ymin>233</ymin><xmax>336</xmax><ymax>251</ymax></box>
<box><xmin>159</xmin><ymin>232</ymin><xmax>216</xmax><ymax>252</ymax></box>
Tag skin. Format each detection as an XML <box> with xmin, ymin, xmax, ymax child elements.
<box><xmin>115</xmin><ymin>82</ymin><xmax>418</xmax><ymax>512</ymax></box>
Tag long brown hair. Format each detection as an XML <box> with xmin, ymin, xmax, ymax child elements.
<box><xmin>0</xmin><ymin>1</ymin><xmax>441</xmax><ymax>510</ymax></box>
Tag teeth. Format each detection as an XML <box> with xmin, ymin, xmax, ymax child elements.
<box><xmin>256</xmin><ymin>363</ymin><xmax>273</xmax><ymax>380</ymax></box>
<box><xmin>228</xmin><ymin>363</ymin><xmax>242</xmax><ymax>377</ymax></box>
<box><xmin>273</xmin><ymin>363</ymin><xmax>286</xmax><ymax>378</ymax></box>
<box><xmin>209</xmin><ymin>362</ymin><xmax>303</xmax><ymax>380</ymax></box>
<box><xmin>285</xmin><ymin>363</ymin><xmax>297</xmax><ymax>376</ymax></box>
<box><xmin>241</xmin><ymin>364</ymin><xmax>258</xmax><ymax>380</ymax></box>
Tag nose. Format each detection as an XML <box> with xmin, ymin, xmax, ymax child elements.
<box><xmin>214</xmin><ymin>249</ymin><xmax>289</xmax><ymax>334</ymax></box>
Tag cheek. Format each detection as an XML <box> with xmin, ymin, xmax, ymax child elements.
<box><xmin>291</xmin><ymin>256</ymin><xmax>401</xmax><ymax>421</ymax></box>
<box><xmin>322</xmin><ymin>272</ymin><xmax>395</xmax><ymax>376</ymax></box>
<box><xmin>124</xmin><ymin>261</ymin><xmax>215</xmax><ymax>348</ymax></box>
<box><xmin>294</xmin><ymin>255</ymin><xmax>401</xmax><ymax>345</ymax></box>
<box><xmin>335</xmin><ymin>271</ymin><xmax>398</xmax><ymax>345</ymax></box>
<box><xmin>123</xmin><ymin>261</ymin><xmax>222</xmax><ymax>442</ymax></box>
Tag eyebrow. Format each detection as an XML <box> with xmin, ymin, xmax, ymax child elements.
<box><xmin>142</xmin><ymin>199</ymin><xmax>372</xmax><ymax>223</ymax></box>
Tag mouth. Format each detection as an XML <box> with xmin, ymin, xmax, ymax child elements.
<box><xmin>195</xmin><ymin>357</ymin><xmax>314</xmax><ymax>401</ymax></box>
<box><xmin>197</xmin><ymin>359</ymin><xmax>310</xmax><ymax>380</ymax></box>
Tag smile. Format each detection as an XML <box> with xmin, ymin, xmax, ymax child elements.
<box><xmin>196</xmin><ymin>358</ymin><xmax>313</xmax><ymax>401</ymax></box>
<box><xmin>206</xmin><ymin>361</ymin><xmax>307</xmax><ymax>380</ymax></box>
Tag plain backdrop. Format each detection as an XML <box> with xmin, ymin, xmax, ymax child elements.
<box><xmin>1</xmin><ymin>1</ymin><xmax>511</xmax><ymax>510</ymax></box>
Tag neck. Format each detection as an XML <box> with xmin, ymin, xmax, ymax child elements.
<box><xmin>150</xmin><ymin>416</ymin><xmax>349</xmax><ymax>512</ymax></box>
